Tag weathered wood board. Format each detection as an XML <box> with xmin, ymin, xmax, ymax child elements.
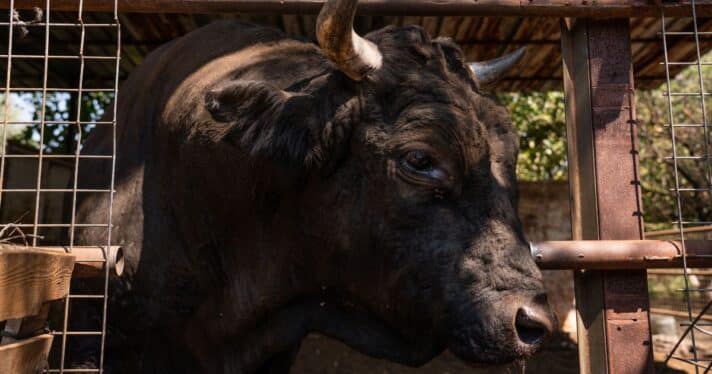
<box><xmin>0</xmin><ymin>334</ymin><xmax>53</xmax><ymax>374</ymax></box>
<box><xmin>0</xmin><ymin>244</ymin><xmax>75</xmax><ymax>321</ymax></box>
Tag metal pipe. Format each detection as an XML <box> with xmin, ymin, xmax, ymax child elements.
<box><xmin>1</xmin><ymin>0</ymin><xmax>712</xmax><ymax>17</ymax></box>
<box><xmin>532</xmin><ymin>240</ymin><xmax>712</xmax><ymax>270</ymax></box>
<box><xmin>36</xmin><ymin>246</ymin><xmax>124</xmax><ymax>278</ymax></box>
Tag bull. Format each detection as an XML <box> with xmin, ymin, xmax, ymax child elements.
<box><xmin>74</xmin><ymin>0</ymin><xmax>556</xmax><ymax>371</ymax></box>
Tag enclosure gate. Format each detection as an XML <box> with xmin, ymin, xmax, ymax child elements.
<box><xmin>1</xmin><ymin>1</ymin><xmax>712</xmax><ymax>373</ymax></box>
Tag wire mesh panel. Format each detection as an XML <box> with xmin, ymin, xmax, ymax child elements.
<box><xmin>0</xmin><ymin>0</ymin><xmax>120</xmax><ymax>372</ymax></box>
<box><xmin>656</xmin><ymin>1</ymin><xmax>712</xmax><ymax>372</ymax></box>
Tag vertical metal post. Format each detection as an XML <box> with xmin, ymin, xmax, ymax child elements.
<box><xmin>561</xmin><ymin>18</ymin><xmax>654</xmax><ymax>374</ymax></box>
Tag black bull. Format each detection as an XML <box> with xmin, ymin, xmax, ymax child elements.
<box><xmin>72</xmin><ymin>1</ymin><xmax>556</xmax><ymax>372</ymax></box>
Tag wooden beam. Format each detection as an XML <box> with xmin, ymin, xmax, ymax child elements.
<box><xmin>648</xmin><ymin>268</ymin><xmax>712</xmax><ymax>276</ymax></box>
<box><xmin>646</xmin><ymin>224</ymin><xmax>712</xmax><ymax>238</ymax></box>
<box><xmin>1</xmin><ymin>304</ymin><xmax>50</xmax><ymax>345</ymax></box>
<box><xmin>1</xmin><ymin>0</ymin><xmax>711</xmax><ymax>17</ymax></box>
<box><xmin>0</xmin><ymin>334</ymin><xmax>53</xmax><ymax>374</ymax></box>
<box><xmin>0</xmin><ymin>245</ymin><xmax>74</xmax><ymax>321</ymax></box>
<box><xmin>651</xmin><ymin>308</ymin><xmax>712</xmax><ymax>322</ymax></box>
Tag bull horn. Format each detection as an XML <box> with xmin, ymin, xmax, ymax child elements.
<box><xmin>316</xmin><ymin>0</ymin><xmax>382</xmax><ymax>81</ymax></box>
<box><xmin>468</xmin><ymin>47</ymin><xmax>526</xmax><ymax>86</ymax></box>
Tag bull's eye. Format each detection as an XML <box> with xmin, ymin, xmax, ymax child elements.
<box><xmin>404</xmin><ymin>150</ymin><xmax>433</xmax><ymax>171</ymax></box>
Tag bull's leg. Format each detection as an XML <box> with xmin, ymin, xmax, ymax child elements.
<box><xmin>255</xmin><ymin>344</ymin><xmax>301</xmax><ymax>374</ymax></box>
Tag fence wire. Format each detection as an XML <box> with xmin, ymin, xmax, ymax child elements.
<box><xmin>0</xmin><ymin>0</ymin><xmax>120</xmax><ymax>372</ymax></box>
<box><xmin>659</xmin><ymin>1</ymin><xmax>712</xmax><ymax>372</ymax></box>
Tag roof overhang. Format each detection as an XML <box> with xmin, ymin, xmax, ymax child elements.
<box><xmin>4</xmin><ymin>0</ymin><xmax>712</xmax><ymax>17</ymax></box>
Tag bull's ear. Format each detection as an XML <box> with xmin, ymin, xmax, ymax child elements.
<box><xmin>205</xmin><ymin>80</ymin><xmax>326</xmax><ymax>167</ymax></box>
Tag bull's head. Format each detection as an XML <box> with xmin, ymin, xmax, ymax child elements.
<box><xmin>315</xmin><ymin>0</ymin><xmax>526</xmax><ymax>86</ymax></box>
<box><xmin>205</xmin><ymin>0</ymin><xmax>555</xmax><ymax>368</ymax></box>
<box><xmin>313</xmin><ymin>0</ymin><xmax>556</xmax><ymax>364</ymax></box>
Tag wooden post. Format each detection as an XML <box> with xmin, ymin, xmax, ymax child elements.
<box><xmin>561</xmin><ymin>18</ymin><xmax>654</xmax><ymax>374</ymax></box>
<box><xmin>0</xmin><ymin>334</ymin><xmax>53</xmax><ymax>373</ymax></box>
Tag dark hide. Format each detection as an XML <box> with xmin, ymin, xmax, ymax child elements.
<box><xmin>73</xmin><ymin>20</ymin><xmax>554</xmax><ymax>373</ymax></box>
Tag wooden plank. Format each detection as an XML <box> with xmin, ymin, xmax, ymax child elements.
<box><xmin>648</xmin><ymin>269</ymin><xmax>712</xmax><ymax>276</ymax></box>
<box><xmin>0</xmin><ymin>334</ymin><xmax>53</xmax><ymax>374</ymax></box>
<box><xmin>646</xmin><ymin>224</ymin><xmax>712</xmax><ymax>238</ymax></box>
<box><xmin>0</xmin><ymin>245</ymin><xmax>75</xmax><ymax>321</ymax></box>
<box><xmin>1</xmin><ymin>304</ymin><xmax>51</xmax><ymax>345</ymax></box>
<box><xmin>1</xmin><ymin>0</ymin><xmax>711</xmax><ymax>17</ymax></box>
<box><xmin>561</xmin><ymin>18</ymin><xmax>654</xmax><ymax>374</ymax></box>
<box><xmin>651</xmin><ymin>307</ymin><xmax>712</xmax><ymax>322</ymax></box>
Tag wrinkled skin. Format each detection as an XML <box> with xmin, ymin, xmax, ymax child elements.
<box><xmin>73</xmin><ymin>20</ymin><xmax>555</xmax><ymax>373</ymax></box>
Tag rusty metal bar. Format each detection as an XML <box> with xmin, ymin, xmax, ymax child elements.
<box><xmin>561</xmin><ymin>18</ymin><xmax>653</xmax><ymax>374</ymax></box>
<box><xmin>532</xmin><ymin>240</ymin><xmax>712</xmax><ymax>270</ymax></box>
<box><xmin>2</xmin><ymin>0</ymin><xmax>712</xmax><ymax>17</ymax></box>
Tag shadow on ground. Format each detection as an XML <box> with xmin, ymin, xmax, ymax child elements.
<box><xmin>291</xmin><ymin>333</ymin><xmax>689</xmax><ymax>373</ymax></box>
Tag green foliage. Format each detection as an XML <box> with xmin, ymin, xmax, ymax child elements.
<box><xmin>499</xmin><ymin>91</ymin><xmax>568</xmax><ymax>181</ymax></box>
<box><xmin>648</xmin><ymin>274</ymin><xmax>689</xmax><ymax>303</ymax></box>
<box><xmin>500</xmin><ymin>60</ymin><xmax>712</xmax><ymax>229</ymax></box>
<box><xmin>0</xmin><ymin>94</ymin><xmax>27</xmax><ymax>152</ymax></box>
<box><xmin>9</xmin><ymin>92</ymin><xmax>113</xmax><ymax>153</ymax></box>
<box><xmin>637</xmin><ymin>64</ymin><xmax>712</xmax><ymax>228</ymax></box>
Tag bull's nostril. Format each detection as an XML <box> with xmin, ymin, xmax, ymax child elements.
<box><xmin>514</xmin><ymin>307</ymin><xmax>548</xmax><ymax>346</ymax></box>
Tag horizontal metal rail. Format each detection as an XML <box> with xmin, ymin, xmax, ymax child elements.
<box><xmin>532</xmin><ymin>240</ymin><xmax>712</xmax><ymax>270</ymax></box>
<box><xmin>1</xmin><ymin>0</ymin><xmax>712</xmax><ymax>17</ymax></box>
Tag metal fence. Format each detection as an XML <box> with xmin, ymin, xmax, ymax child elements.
<box><xmin>656</xmin><ymin>1</ymin><xmax>712</xmax><ymax>371</ymax></box>
<box><xmin>0</xmin><ymin>0</ymin><xmax>120</xmax><ymax>372</ymax></box>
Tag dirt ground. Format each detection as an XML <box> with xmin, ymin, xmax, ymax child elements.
<box><xmin>291</xmin><ymin>333</ymin><xmax>579</xmax><ymax>374</ymax></box>
<box><xmin>291</xmin><ymin>333</ymin><xmax>691</xmax><ymax>373</ymax></box>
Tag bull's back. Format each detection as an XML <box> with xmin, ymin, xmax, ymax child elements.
<box><xmin>76</xmin><ymin>20</ymin><xmax>325</xmax><ymax>273</ymax></box>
